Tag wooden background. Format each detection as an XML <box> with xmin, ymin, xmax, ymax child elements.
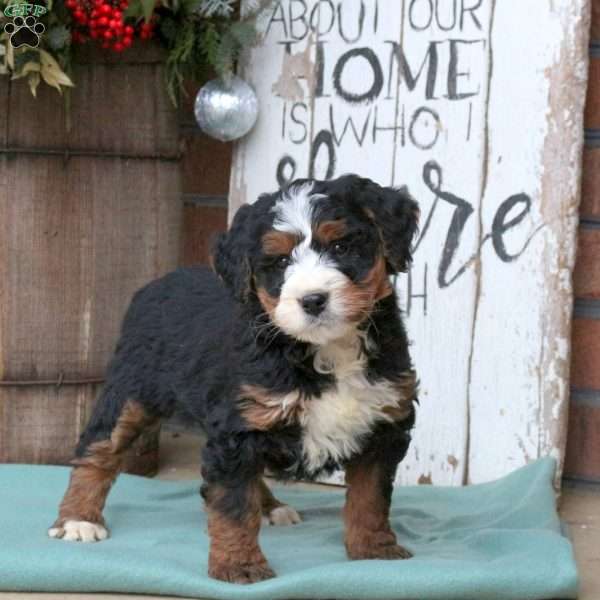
<box><xmin>0</xmin><ymin>46</ymin><xmax>181</xmax><ymax>471</ymax></box>
<box><xmin>230</xmin><ymin>0</ymin><xmax>591</xmax><ymax>486</ymax></box>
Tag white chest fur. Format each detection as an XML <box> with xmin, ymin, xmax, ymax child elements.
<box><xmin>299</xmin><ymin>334</ymin><xmax>400</xmax><ymax>473</ymax></box>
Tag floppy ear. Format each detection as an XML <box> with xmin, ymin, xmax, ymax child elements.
<box><xmin>212</xmin><ymin>204</ymin><xmax>253</xmax><ymax>301</ymax></box>
<box><xmin>366</xmin><ymin>185</ymin><xmax>420</xmax><ymax>273</ymax></box>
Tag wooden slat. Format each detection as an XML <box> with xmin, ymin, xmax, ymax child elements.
<box><xmin>565</xmin><ymin>398</ymin><xmax>600</xmax><ymax>482</ymax></box>
<box><xmin>181</xmin><ymin>130</ymin><xmax>233</xmax><ymax>195</ymax></box>
<box><xmin>584</xmin><ymin>56</ymin><xmax>600</xmax><ymax>128</ymax></box>
<box><xmin>581</xmin><ymin>148</ymin><xmax>600</xmax><ymax>218</ymax></box>
<box><xmin>574</xmin><ymin>227</ymin><xmax>600</xmax><ymax>298</ymax></box>
<box><xmin>0</xmin><ymin>156</ymin><xmax>180</xmax><ymax>379</ymax></box>
<box><xmin>6</xmin><ymin>45</ymin><xmax>178</xmax><ymax>156</ymax></box>
<box><xmin>571</xmin><ymin>318</ymin><xmax>600</xmax><ymax>390</ymax></box>
<box><xmin>0</xmin><ymin>384</ymin><xmax>99</xmax><ymax>464</ymax></box>
<box><xmin>592</xmin><ymin>0</ymin><xmax>600</xmax><ymax>40</ymax></box>
<box><xmin>180</xmin><ymin>204</ymin><xmax>227</xmax><ymax>266</ymax></box>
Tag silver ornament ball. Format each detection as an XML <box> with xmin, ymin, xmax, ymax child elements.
<box><xmin>194</xmin><ymin>76</ymin><xmax>259</xmax><ymax>142</ymax></box>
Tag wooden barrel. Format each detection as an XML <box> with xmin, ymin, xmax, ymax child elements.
<box><xmin>0</xmin><ymin>44</ymin><xmax>181</xmax><ymax>475</ymax></box>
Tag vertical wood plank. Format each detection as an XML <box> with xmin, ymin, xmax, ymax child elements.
<box><xmin>467</xmin><ymin>1</ymin><xmax>590</xmax><ymax>484</ymax></box>
<box><xmin>392</xmin><ymin>0</ymin><xmax>494</xmax><ymax>486</ymax></box>
<box><xmin>232</xmin><ymin>0</ymin><xmax>589</xmax><ymax>485</ymax></box>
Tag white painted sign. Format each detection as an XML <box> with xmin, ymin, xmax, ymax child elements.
<box><xmin>231</xmin><ymin>0</ymin><xmax>590</xmax><ymax>485</ymax></box>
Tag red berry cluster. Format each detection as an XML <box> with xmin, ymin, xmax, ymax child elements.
<box><xmin>66</xmin><ymin>0</ymin><xmax>155</xmax><ymax>52</ymax></box>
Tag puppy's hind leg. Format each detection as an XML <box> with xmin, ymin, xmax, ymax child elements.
<box><xmin>259</xmin><ymin>478</ymin><xmax>301</xmax><ymax>526</ymax></box>
<box><xmin>48</xmin><ymin>396</ymin><xmax>160</xmax><ymax>543</ymax></box>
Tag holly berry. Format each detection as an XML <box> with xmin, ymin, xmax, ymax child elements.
<box><xmin>66</xmin><ymin>0</ymin><xmax>143</xmax><ymax>53</ymax></box>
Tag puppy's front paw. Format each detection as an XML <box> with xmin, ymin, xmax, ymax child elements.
<box><xmin>351</xmin><ymin>543</ymin><xmax>413</xmax><ymax>560</ymax></box>
<box><xmin>48</xmin><ymin>520</ymin><xmax>109</xmax><ymax>543</ymax></box>
<box><xmin>209</xmin><ymin>561</ymin><xmax>276</xmax><ymax>584</ymax></box>
<box><xmin>263</xmin><ymin>504</ymin><xmax>301</xmax><ymax>526</ymax></box>
<box><xmin>346</xmin><ymin>530</ymin><xmax>412</xmax><ymax>560</ymax></box>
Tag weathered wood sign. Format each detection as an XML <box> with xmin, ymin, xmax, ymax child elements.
<box><xmin>231</xmin><ymin>0</ymin><xmax>590</xmax><ymax>485</ymax></box>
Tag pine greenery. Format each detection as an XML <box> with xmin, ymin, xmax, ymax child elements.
<box><xmin>161</xmin><ymin>0</ymin><xmax>271</xmax><ymax>105</ymax></box>
<box><xmin>0</xmin><ymin>0</ymin><xmax>272</xmax><ymax>103</ymax></box>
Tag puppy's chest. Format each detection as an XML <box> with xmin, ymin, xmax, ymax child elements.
<box><xmin>240</xmin><ymin>338</ymin><xmax>415</xmax><ymax>472</ymax></box>
<box><xmin>294</xmin><ymin>340</ymin><xmax>411</xmax><ymax>472</ymax></box>
<box><xmin>299</xmin><ymin>366</ymin><xmax>396</xmax><ymax>472</ymax></box>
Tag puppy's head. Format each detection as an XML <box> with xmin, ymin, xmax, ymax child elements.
<box><xmin>213</xmin><ymin>175</ymin><xmax>419</xmax><ymax>345</ymax></box>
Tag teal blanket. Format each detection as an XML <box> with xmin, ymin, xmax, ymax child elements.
<box><xmin>0</xmin><ymin>458</ymin><xmax>577</xmax><ymax>600</ymax></box>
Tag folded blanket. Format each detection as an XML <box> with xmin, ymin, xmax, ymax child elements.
<box><xmin>0</xmin><ymin>457</ymin><xmax>577</xmax><ymax>600</ymax></box>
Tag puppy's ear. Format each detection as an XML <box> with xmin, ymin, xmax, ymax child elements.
<box><xmin>212</xmin><ymin>204</ymin><xmax>253</xmax><ymax>301</ymax></box>
<box><xmin>366</xmin><ymin>185</ymin><xmax>420</xmax><ymax>273</ymax></box>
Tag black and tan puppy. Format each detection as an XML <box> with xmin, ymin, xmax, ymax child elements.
<box><xmin>48</xmin><ymin>174</ymin><xmax>420</xmax><ymax>584</ymax></box>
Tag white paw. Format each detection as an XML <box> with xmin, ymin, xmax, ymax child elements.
<box><xmin>264</xmin><ymin>505</ymin><xmax>301</xmax><ymax>526</ymax></box>
<box><xmin>48</xmin><ymin>520</ymin><xmax>109</xmax><ymax>542</ymax></box>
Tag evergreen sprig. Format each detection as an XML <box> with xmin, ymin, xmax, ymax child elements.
<box><xmin>0</xmin><ymin>0</ymin><xmax>272</xmax><ymax>103</ymax></box>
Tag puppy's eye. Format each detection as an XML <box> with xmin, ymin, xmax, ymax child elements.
<box><xmin>332</xmin><ymin>241</ymin><xmax>349</xmax><ymax>256</ymax></box>
<box><xmin>276</xmin><ymin>256</ymin><xmax>291</xmax><ymax>269</ymax></box>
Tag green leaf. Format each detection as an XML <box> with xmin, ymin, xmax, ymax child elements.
<box><xmin>201</xmin><ymin>22</ymin><xmax>220</xmax><ymax>64</ymax></box>
<box><xmin>124</xmin><ymin>0</ymin><xmax>143</xmax><ymax>18</ymax></box>
<box><xmin>140</xmin><ymin>0</ymin><xmax>156</xmax><ymax>22</ymax></box>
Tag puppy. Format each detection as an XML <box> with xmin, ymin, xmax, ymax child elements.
<box><xmin>48</xmin><ymin>174</ymin><xmax>420</xmax><ymax>584</ymax></box>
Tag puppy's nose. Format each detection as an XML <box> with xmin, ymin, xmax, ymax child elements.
<box><xmin>300</xmin><ymin>293</ymin><xmax>329</xmax><ymax>316</ymax></box>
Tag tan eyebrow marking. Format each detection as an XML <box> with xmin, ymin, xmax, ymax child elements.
<box><xmin>314</xmin><ymin>219</ymin><xmax>348</xmax><ymax>245</ymax></box>
<box><xmin>261</xmin><ymin>230</ymin><xmax>300</xmax><ymax>255</ymax></box>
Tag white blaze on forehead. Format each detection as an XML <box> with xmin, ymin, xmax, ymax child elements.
<box><xmin>271</xmin><ymin>182</ymin><xmax>333</xmax><ymax>279</ymax></box>
<box><xmin>271</xmin><ymin>183</ymin><xmax>325</xmax><ymax>239</ymax></box>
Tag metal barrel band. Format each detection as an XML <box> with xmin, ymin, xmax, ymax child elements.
<box><xmin>0</xmin><ymin>146</ymin><xmax>182</xmax><ymax>162</ymax></box>
<box><xmin>0</xmin><ymin>375</ymin><xmax>105</xmax><ymax>388</ymax></box>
